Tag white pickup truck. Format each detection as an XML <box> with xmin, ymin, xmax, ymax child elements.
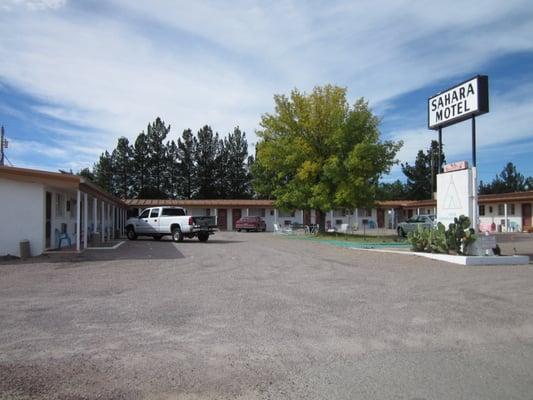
<box><xmin>125</xmin><ymin>206</ymin><xmax>217</xmax><ymax>242</ymax></box>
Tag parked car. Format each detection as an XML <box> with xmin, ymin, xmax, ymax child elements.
<box><xmin>235</xmin><ymin>216</ymin><xmax>266</xmax><ymax>232</ymax></box>
<box><xmin>397</xmin><ymin>214</ymin><xmax>436</xmax><ymax>237</ymax></box>
<box><xmin>125</xmin><ymin>207</ymin><xmax>217</xmax><ymax>242</ymax></box>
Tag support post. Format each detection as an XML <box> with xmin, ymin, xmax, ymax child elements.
<box><xmin>471</xmin><ymin>115</ymin><xmax>478</xmax><ymax>231</ymax></box>
<box><xmin>438</xmin><ymin>127</ymin><xmax>442</xmax><ymax>173</ymax></box>
<box><xmin>112</xmin><ymin>205</ymin><xmax>116</xmax><ymax>240</ymax></box>
<box><xmin>76</xmin><ymin>190</ymin><xmax>81</xmax><ymax>252</ymax></box>
<box><xmin>472</xmin><ymin>115</ymin><xmax>476</xmax><ymax>167</ymax></box>
<box><xmin>101</xmin><ymin>201</ymin><xmax>104</xmax><ymax>243</ymax></box>
<box><xmin>93</xmin><ymin>197</ymin><xmax>97</xmax><ymax>233</ymax></box>
<box><xmin>246</xmin><ymin>208</ymin><xmax>249</xmax><ymax>217</ymax></box>
<box><xmin>504</xmin><ymin>203</ymin><xmax>508</xmax><ymax>232</ymax></box>
<box><xmin>83</xmin><ymin>192</ymin><xmax>88</xmax><ymax>249</ymax></box>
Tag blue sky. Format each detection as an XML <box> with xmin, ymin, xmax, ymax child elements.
<box><xmin>1</xmin><ymin>0</ymin><xmax>533</xmax><ymax>184</ymax></box>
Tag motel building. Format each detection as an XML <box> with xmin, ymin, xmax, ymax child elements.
<box><xmin>1</xmin><ymin>165</ymin><xmax>533</xmax><ymax>258</ymax></box>
<box><xmin>0</xmin><ymin>166</ymin><xmax>128</xmax><ymax>257</ymax></box>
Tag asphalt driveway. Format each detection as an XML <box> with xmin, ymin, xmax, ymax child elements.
<box><xmin>1</xmin><ymin>232</ymin><xmax>532</xmax><ymax>399</ymax></box>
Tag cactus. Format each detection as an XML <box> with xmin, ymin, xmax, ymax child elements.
<box><xmin>446</xmin><ymin>216</ymin><xmax>477</xmax><ymax>255</ymax></box>
<box><xmin>407</xmin><ymin>216</ymin><xmax>476</xmax><ymax>255</ymax></box>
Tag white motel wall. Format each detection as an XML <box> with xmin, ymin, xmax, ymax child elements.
<box><xmin>0</xmin><ymin>166</ymin><xmax>128</xmax><ymax>257</ymax></box>
<box><xmin>0</xmin><ymin>178</ymin><xmax>45</xmax><ymax>256</ymax></box>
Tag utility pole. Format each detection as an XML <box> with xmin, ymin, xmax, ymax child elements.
<box><xmin>430</xmin><ymin>151</ymin><xmax>435</xmax><ymax>198</ymax></box>
<box><xmin>1</xmin><ymin>126</ymin><xmax>6</xmax><ymax>166</ymax></box>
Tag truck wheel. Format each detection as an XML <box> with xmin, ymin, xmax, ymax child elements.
<box><xmin>172</xmin><ymin>227</ymin><xmax>183</xmax><ymax>242</ymax></box>
<box><xmin>127</xmin><ymin>228</ymin><xmax>137</xmax><ymax>240</ymax></box>
<box><xmin>198</xmin><ymin>232</ymin><xmax>209</xmax><ymax>242</ymax></box>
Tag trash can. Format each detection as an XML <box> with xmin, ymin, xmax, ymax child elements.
<box><xmin>19</xmin><ymin>239</ymin><xmax>31</xmax><ymax>259</ymax></box>
<box><xmin>90</xmin><ymin>232</ymin><xmax>100</xmax><ymax>246</ymax></box>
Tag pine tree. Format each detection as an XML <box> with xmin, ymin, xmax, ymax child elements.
<box><xmin>224</xmin><ymin>127</ymin><xmax>250</xmax><ymax>198</ymax></box>
<box><xmin>132</xmin><ymin>132</ymin><xmax>149</xmax><ymax>197</ymax></box>
<box><xmin>176</xmin><ymin>129</ymin><xmax>196</xmax><ymax>199</ymax></box>
<box><xmin>401</xmin><ymin>140</ymin><xmax>445</xmax><ymax>200</ymax></box>
<box><xmin>111</xmin><ymin>137</ymin><xmax>133</xmax><ymax>199</ymax></box>
<box><xmin>194</xmin><ymin>125</ymin><xmax>219</xmax><ymax>199</ymax></box>
<box><xmin>479</xmin><ymin>162</ymin><xmax>528</xmax><ymax>194</ymax></box>
<box><xmin>78</xmin><ymin>167</ymin><xmax>95</xmax><ymax>181</ymax></box>
<box><xmin>166</xmin><ymin>139</ymin><xmax>180</xmax><ymax>198</ymax></box>
<box><xmin>214</xmin><ymin>137</ymin><xmax>228</xmax><ymax>198</ymax></box>
<box><xmin>146</xmin><ymin>117</ymin><xmax>171</xmax><ymax>196</ymax></box>
<box><xmin>93</xmin><ymin>151</ymin><xmax>113</xmax><ymax>193</ymax></box>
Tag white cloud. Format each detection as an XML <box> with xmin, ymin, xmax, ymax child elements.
<box><xmin>0</xmin><ymin>0</ymin><xmax>532</xmax><ymax>172</ymax></box>
<box><xmin>0</xmin><ymin>0</ymin><xmax>66</xmax><ymax>11</ymax></box>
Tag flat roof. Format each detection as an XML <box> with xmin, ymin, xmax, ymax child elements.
<box><xmin>0</xmin><ymin>165</ymin><xmax>126</xmax><ymax>207</ymax></box>
<box><xmin>125</xmin><ymin>199</ymin><xmax>276</xmax><ymax>208</ymax></box>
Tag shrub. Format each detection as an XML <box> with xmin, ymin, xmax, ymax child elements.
<box><xmin>407</xmin><ymin>215</ymin><xmax>477</xmax><ymax>255</ymax></box>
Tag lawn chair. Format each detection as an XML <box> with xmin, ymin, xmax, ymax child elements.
<box><xmin>273</xmin><ymin>223</ymin><xmax>291</xmax><ymax>235</ymax></box>
<box><xmin>55</xmin><ymin>228</ymin><xmax>71</xmax><ymax>249</ymax></box>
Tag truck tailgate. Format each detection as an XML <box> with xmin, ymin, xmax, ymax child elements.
<box><xmin>193</xmin><ymin>216</ymin><xmax>217</xmax><ymax>229</ymax></box>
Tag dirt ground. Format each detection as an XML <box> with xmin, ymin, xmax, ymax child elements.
<box><xmin>1</xmin><ymin>232</ymin><xmax>533</xmax><ymax>399</ymax></box>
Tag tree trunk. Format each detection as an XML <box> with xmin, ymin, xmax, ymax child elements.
<box><xmin>317</xmin><ymin>210</ymin><xmax>326</xmax><ymax>233</ymax></box>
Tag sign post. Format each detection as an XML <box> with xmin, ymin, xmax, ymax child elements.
<box><xmin>428</xmin><ymin>75</ymin><xmax>489</xmax><ymax>229</ymax></box>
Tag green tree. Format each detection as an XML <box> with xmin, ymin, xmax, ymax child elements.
<box><xmin>401</xmin><ymin>140</ymin><xmax>445</xmax><ymax>200</ymax></box>
<box><xmin>93</xmin><ymin>151</ymin><xmax>113</xmax><ymax>193</ymax></box>
<box><xmin>111</xmin><ymin>137</ymin><xmax>133</xmax><ymax>199</ymax></box>
<box><xmin>78</xmin><ymin>167</ymin><xmax>95</xmax><ymax>181</ymax></box>
<box><xmin>165</xmin><ymin>139</ymin><xmax>180</xmax><ymax>198</ymax></box>
<box><xmin>253</xmin><ymin>85</ymin><xmax>402</xmax><ymax>231</ymax></box>
<box><xmin>376</xmin><ymin>179</ymin><xmax>408</xmax><ymax>200</ymax></box>
<box><xmin>479</xmin><ymin>162</ymin><xmax>527</xmax><ymax>194</ymax></box>
<box><xmin>176</xmin><ymin>128</ymin><xmax>196</xmax><ymax>199</ymax></box>
<box><xmin>194</xmin><ymin>125</ymin><xmax>220</xmax><ymax>199</ymax></box>
<box><xmin>146</xmin><ymin>117</ymin><xmax>171</xmax><ymax>196</ymax></box>
<box><xmin>132</xmin><ymin>132</ymin><xmax>149</xmax><ymax>197</ymax></box>
<box><xmin>223</xmin><ymin>127</ymin><xmax>250</xmax><ymax>198</ymax></box>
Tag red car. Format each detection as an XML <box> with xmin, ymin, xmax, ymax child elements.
<box><xmin>235</xmin><ymin>216</ymin><xmax>267</xmax><ymax>232</ymax></box>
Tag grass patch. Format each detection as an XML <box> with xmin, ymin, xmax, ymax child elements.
<box><xmin>315</xmin><ymin>232</ymin><xmax>406</xmax><ymax>243</ymax></box>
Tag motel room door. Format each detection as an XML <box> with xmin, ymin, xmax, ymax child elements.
<box><xmin>377</xmin><ymin>209</ymin><xmax>385</xmax><ymax>228</ymax></box>
<box><xmin>217</xmin><ymin>209</ymin><xmax>227</xmax><ymax>230</ymax></box>
<box><xmin>232</xmin><ymin>209</ymin><xmax>242</xmax><ymax>230</ymax></box>
<box><xmin>522</xmin><ymin>203</ymin><xmax>532</xmax><ymax>229</ymax></box>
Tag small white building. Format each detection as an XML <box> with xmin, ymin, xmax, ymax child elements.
<box><xmin>0</xmin><ymin>166</ymin><xmax>128</xmax><ymax>257</ymax></box>
<box><xmin>393</xmin><ymin>192</ymin><xmax>533</xmax><ymax>232</ymax></box>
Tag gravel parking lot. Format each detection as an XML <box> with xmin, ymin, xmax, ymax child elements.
<box><xmin>1</xmin><ymin>232</ymin><xmax>533</xmax><ymax>399</ymax></box>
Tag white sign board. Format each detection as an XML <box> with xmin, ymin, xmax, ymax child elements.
<box><xmin>437</xmin><ymin>168</ymin><xmax>474</xmax><ymax>228</ymax></box>
<box><xmin>428</xmin><ymin>75</ymin><xmax>489</xmax><ymax>130</ymax></box>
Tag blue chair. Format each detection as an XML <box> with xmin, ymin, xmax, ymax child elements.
<box><xmin>55</xmin><ymin>228</ymin><xmax>71</xmax><ymax>249</ymax></box>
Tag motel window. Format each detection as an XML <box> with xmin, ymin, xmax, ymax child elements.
<box><xmin>479</xmin><ymin>205</ymin><xmax>485</xmax><ymax>216</ymax></box>
<box><xmin>498</xmin><ymin>204</ymin><xmax>505</xmax><ymax>215</ymax></box>
<box><xmin>56</xmin><ymin>194</ymin><xmax>65</xmax><ymax>217</ymax></box>
<box><xmin>249</xmin><ymin>208</ymin><xmax>266</xmax><ymax>217</ymax></box>
<box><xmin>357</xmin><ymin>209</ymin><xmax>372</xmax><ymax>217</ymax></box>
<box><xmin>279</xmin><ymin>210</ymin><xmax>295</xmax><ymax>218</ymax></box>
<box><xmin>510</xmin><ymin>204</ymin><xmax>515</xmax><ymax>215</ymax></box>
